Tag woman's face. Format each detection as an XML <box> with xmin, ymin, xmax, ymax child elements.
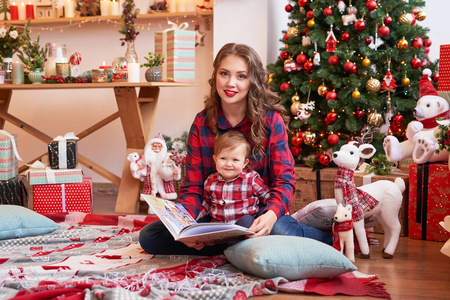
<box><xmin>216</xmin><ymin>54</ymin><xmax>251</xmax><ymax>108</ymax></box>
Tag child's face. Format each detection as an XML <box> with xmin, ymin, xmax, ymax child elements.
<box><xmin>213</xmin><ymin>144</ymin><xmax>249</xmax><ymax>181</ymax></box>
<box><xmin>216</xmin><ymin>54</ymin><xmax>251</xmax><ymax>108</ymax></box>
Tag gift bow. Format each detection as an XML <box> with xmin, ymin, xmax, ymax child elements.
<box><xmin>164</xmin><ymin>20</ymin><xmax>189</xmax><ymax>31</ymax></box>
<box><xmin>27</xmin><ymin>160</ymin><xmax>58</xmax><ymax>184</ymax></box>
<box><xmin>53</xmin><ymin>132</ymin><xmax>78</xmax><ymax>169</ymax></box>
<box><xmin>53</xmin><ymin>132</ymin><xmax>79</xmax><ymax>142</ymax></box>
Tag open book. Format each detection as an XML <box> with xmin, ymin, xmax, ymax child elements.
<box><xmin>141</xmin><ymin>194</ymin><xmax>254</xmax><ymax>244</ymax></box>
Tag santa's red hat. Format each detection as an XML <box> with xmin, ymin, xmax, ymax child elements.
<box><xmin>420</xmin><ymin>69</ymin><xmax>439</xmax><ymax>97</ymax></box>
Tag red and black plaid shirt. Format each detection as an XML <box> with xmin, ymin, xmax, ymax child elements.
<box><xmin>178</xmin><ymin>106</ymin><xmax>295</xmax><ymax>219</ymax></box>
<box><xmin>198</xmin><ymin>168</ymin><xmax>271</xmax><ymax>223</ymax></box>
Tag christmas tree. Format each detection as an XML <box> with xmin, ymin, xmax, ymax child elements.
<box><xmin>267</xmin><ymin>0</ymin><xmax>437</xmax><ymax>168</ymax></box>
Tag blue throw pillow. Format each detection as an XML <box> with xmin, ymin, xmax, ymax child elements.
<box><xmin>0</xmin><ymin>205</ymin><xmax>60</xmax><ymax>240</ymax></box>
<box><xmin>224</xmin><ymin>235</ymin><xmax>356</xmax><ymax>281</ymax></box>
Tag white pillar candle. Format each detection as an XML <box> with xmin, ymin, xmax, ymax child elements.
<box><xmin>127</xmin><ymin>63</ymin><xmax>140</xmax><ymax>83</ymax></box>
<box><xmin>64</xmin><ymin>0</ymin><xmax>74</xmax><ymax>18</ymax></box>
<box><xmin>18</xmin><ymin>2</ymin><xmax>26</xmax><ymax>20</ymax></box>
<box><xmin>177</xmin><ymin>0</ymin><xmax>186</xmax><ymax>12</ymax></box>
<box><xmin>110</xmin><ymin>0</ymin><xmax>119</xmax><ymax>15</ymax></box>
<box><xmin>186</xmin><ymin>0</ymin><xmax>196</xmax><ymax>12</ymax></box>
<box><xmin>168</xmin><ymin>0</ymin><xmax>177</xmax><ymax>13</ymax></box>
<box><xmin>100</xmin><ymin>0</ymin><xmax>110</xmax><ymax>16</ymax></box>
<box><xmin>12</xmin><ymin>61</ymin><xmax>24</xmax><ymax>84</ymax></box>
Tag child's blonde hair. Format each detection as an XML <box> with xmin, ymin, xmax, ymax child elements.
<box><xmin>213</xmin><ymin>131</ymin><xmax>251</xmax><ymax>160</ymax></box>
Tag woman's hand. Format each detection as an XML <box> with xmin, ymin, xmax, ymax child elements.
<box><xmin>247</xmin><ymin>210</ymin><xmax>277</xmax><ymax>238</ymax></box>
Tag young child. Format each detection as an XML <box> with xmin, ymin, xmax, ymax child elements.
<box><xmin>197</xmin><ymin>131</ymin><xmax>270</xmax><ymax>228</ymax></box>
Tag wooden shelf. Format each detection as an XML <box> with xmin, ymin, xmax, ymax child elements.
<box><xmin>5</xmin><ymin>10</ymin><xmax>213</xmax><ymax>26</ymax></box>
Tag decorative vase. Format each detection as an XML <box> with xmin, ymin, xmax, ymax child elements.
<box><xmin>1</xmin><ymin>57</ymin><xmax>13</xmax><ymax>82</ymax></box>
<box><xmin>124</xmin><ymin>40</ymin><xmax>138</xmax><ymax>63</ymax></box>
<box><xmin>145</xmin><ymin>67</ymin><xmax>162</xmax><ymax>82</ymax></box>
<box><xmin>28</xmin><ymin>68</ymin><xmax>45</xmax><ymax>84</ymax></box>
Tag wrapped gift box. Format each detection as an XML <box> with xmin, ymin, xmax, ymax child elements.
<box><xmin>28</xmin><ymin>168</ymin><xmax>83</xmax><ymax>185</ymax></box>
<box><xmin>438</xmin><ymin>44</ymin><xmax>450</xmax><ymax>92</ymax></box>
<box><xmin>155</xmin><ymin>27</ymin><xmax>195</xmax><ymax>82</ymax></box>
<box><xmin>0</xmin><ymin>133</ymin><xmax>19</xmax><ymax>181</ymax></box>
<box><xmin>32</xmin><ymin>178</ymin><xmax>92</xmax><ymax>214</ymax></box>
<box><xmin>409</xmin><ymin>163</ymin><xmax>450</xmax><ymax>241</ymax></box>
<box><xmin>48</xmin><ymin>139</ymin><xmax>77</xmax><ymax>169</ymax></box>
<box><xmin>0</xmin><ymin>176</ymin><xmax>28</xmax><ymax>206</ymax></box>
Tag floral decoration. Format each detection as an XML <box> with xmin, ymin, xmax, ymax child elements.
<box><xmin>436</xmin><ymin>123</ymin><xmax>450</xmax><ymax>154</ymax></box>
<box><xmin>0</xmin><ymin>25</ymin><xmax>22</xmax><ymax>60</ymax></box>
<box><xmin>365</xmin><ymin>154</ymin><xmax>394</xmax><ymax>175</ymax></box>
<box><xmin>119</xmin><ymin>0</ymin><xmax>140</xmax><ymax>46</ymax></box>
<box><xmin>141</xmin><ymin>52</ymin><xmax>164</xmax><ymax>68</ymax></box>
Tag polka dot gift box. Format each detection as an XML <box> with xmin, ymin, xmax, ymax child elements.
<box><xmin>32</xmin><ymin>178</ymin><xmax>93</xmax><ymax>214</ymax></box>
<box><xmin>438</xmin><ymin>45</ymin><xmax>450</xmax><ymax>92</ymax></box>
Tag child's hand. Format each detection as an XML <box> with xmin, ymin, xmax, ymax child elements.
<box><xmin>183</xmin><ymin>240</ymin><xmax>206</xmax><ymax>250</ymax></box>
<box><xmin>247</xmin><ymin>210</ymin><xmax>277</xmax><ymax>238</ymax></box>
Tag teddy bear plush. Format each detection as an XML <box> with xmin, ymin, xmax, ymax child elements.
<box><xmin>332</xmin><ymin>203</ymin><xmax>355</xmax><ymax>262</ymax></box>
<box><xmin>383</xmin><ymin>69</ymin><xmax>450</xmax><ymax>165</ymax></box>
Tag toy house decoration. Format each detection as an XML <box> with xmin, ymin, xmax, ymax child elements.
<box><xmin>326</xmin><ymin>25</ymin><xmax>337</xmax><ymax>52</ymax></box>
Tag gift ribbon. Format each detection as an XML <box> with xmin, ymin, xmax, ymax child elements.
<box><xmin>53</xmin><ymin>132</ymin><xmax>79</xmax><ymax>169</ymax></box>
<box><xmin>61</xmin><ymin>183</ymin><xmax>66</xmax><ymax>213</ymax></box>
<box><xmin>159</xmin><ymin>21</ymin><xmax>189</xmax><ymax>81</ymax></box>
<box><xmin>26</xmin><ymin>160</ymin><xmax>57</xmax><ymax>184</ymax></box>
<box><xmin>0</xmin><ymin>130</ymin><xmax>23</xmax><ymax>177</ymax></box>
<box><xmin>416</xmin><ymin>163</ymin><xmax>430</xmax><ymax>240</ymax></box>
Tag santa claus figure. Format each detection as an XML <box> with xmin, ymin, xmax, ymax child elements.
<box><xmin>133</xmin><ymin>133</ymin><xmax>182</xmax><ymax>200</ymax></box>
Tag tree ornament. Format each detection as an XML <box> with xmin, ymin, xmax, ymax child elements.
<box><xmin>355</xmin><ymin>19</ymin><xmax>366</xmax><ymax>31</ymax></box>
<box><xmin>341</xmin><ymin>32</ymin><xmax>350</xmax><ymax>42</ymax></box>
<box><xmin>392</xmin><ymin>112</ymin><xmax>405</xmax><ymax>127</ymax></box>
<box><xmin>378</xmin><ymin>25</ymin><xmax>390</xmax><ymax>38</ymax></box>
<box><xmin>410</xmin><ymin>57</ymin><xmax>422</xmax><ymax>69</ymax></box>
<box><xmin>424</xmin><ymin>38</ymin><xmax>432</xmax><ymax>47</ymax></box>
<box><xmin>287</xmin><ymin>26</ymin><xmax>298</xmax><ymax>38</ymax></box>
<box><xmin>328</xmin><ymin>55</ymin><xmax>340</xmax><ymax>66</ymax></box>
<box><xmin>354</xmin><ymin>109</ymin><xmax>365</xmax><ymax>120</ymax></box>
<box><xmin>296</xmin><ymin>53</ymin><xmax>307</xmax><ymax>65</ymax></box>
<box><xmin>326</xmin><ymin>89</ymin><xmax>337</xmax><ymax>100</ymax></box>
<box><xmin>291</xmin><ymin>93</ymin><xmax>300</xmax><ymax>102</ymax></box>
<box><xmin>412</xmin><ymin>37</ymin><xmax>423</xmax><ymax>49</ymax></box>
<box><xmin>366</xmin><ymin>0</ymin><xmax>377</xmax><ymax>11</ymax></box>
<box><xmin>280</xmin><ymin>50</ymin><xmax>290</xmax><ymax>60</ymax></box>
<box><xmin>284</xmin><ymin>59</ymin><xmax>300</xmax><ymax>73</ymax></box>
<box><xmin>307</xmin><ymin>19</ymin><xmax>315</xmax><ymax>28</ymax></box>
<box><xmin>432</xmin><ymin>73</ymin><xmax>439</xmax><ymax>83</ymax></box>
<box><xmin>291</xmin><ymin>146</ymin><xmax>301</xmax><ymax>157</ymax></box>
<box><xmin>318</xmin><ymin>83</ymin><xmax>328</xmax><ymax>96</ymax></box>
<box><xmin>344</xmin><ymin>60</ymin><xmax>357</xmax><ymax>74</ymax></box>
<box><xmin>412</xmin><ymin>7</ymin><xmax>420</xmax><ymax>15</ymax></box>
<box><xmin>318</xmin><ymin>154</ymin><xmax>331</xmax><ymax>166</ymax></box>
<box><xmin>362</xmin><ymin>56</ymin><xmax>371</xmax><ymax>67</ymax></box>
<box><xmin>402</xmin><ymin>75</ymin><xmax>410</xmax><ymax>86</ymax></box>
<box><xmin>399</xmin><ymin>13</ymin><xmax>414</xmax><ymax>25</ymax></box>
<box><xmin>327</xmin><ymin>133</ymin><xmax>339</xmax><ymax>145</ymax></box>
<box><xmin>326</xmin><ymin>25</ymin><xmax>337</xmax><ymax>52</ymax></box>
<box><xmin>298</xmin><ymin>0</ymin><xmax>308</xmax><ymax>7</ymax></box>
<box><xmin>303</xmin><ymin>130</ymin><xmax>317</xmax><ymax>146</ymax></box>
<box><xmin>285</xmin><ymin>4</ymin><xmax>293</xmax><ymax>12</ymax></box>
<box><xmin>397</xmin><ymin>37</ymin><xmax>408</xmax><ymax>50</ymax></box>
<box><xmin>307</xmin><ymin>10</ymin><xmax>314</xmax><ymax>19</ymax></box>
<box><xmin>384</xmin><ymin>15</ymin><xmax>392</xmax><ymax>25</ymax></box>
<box><xmin>327</xmin><ymin>109</ymin><xmax>338</xmax><ymax>123</ymax></box>
<box><xmin>323</xmin><ymin>6</ymin><xmax>333</xmax><ymax>17</ymax></box>
<box><xmin>291</xmin><ymin>135</ymin><xmax>303</xmax><ymax>147</ymax></box>
<box><xmin>290</xmin><ymin>100</ymin><xmax>301</xmax><ymax>115</ymax></box>
<box><xmin>367</xmin><ymin>110</ymin><xmax>383</xmax><ymax>127</ymax></box>
<box><xmin>280</xmin><ymin>82</ymin><xmax>291</xmax><ymax>93</ymax></box>
<box><xmin>304</xmin><ymin>59</ymin><xmax>314</xmax><ymax>73</ymax></box>
<box><xmin>337</xmin><ymin>0</ymin><xmax>346</xmax><ymax>13</ymax></box>
<box><xmin>416</xmin><ymin>10</ymin><xmax>426</xmax><ymax>21</ymax></box>
<box><xmin>267</xmin><ymin>73</ymin><xmax>273</xmax><ymax>84</ymax></box>
<box><xmin>382</xmin><ymin>70</ymin><xmax>397</xmax><ymax>92</ymax></box>
<box><xmin>366</xmin><ymin>77</ymin><xmax>381</xmax><ymax>93</ymax></box>
<box><xmin>365</xmin><ymin>37</ymin><xmax>372</xmax><ymax>45</ymax></box>
<box><xmin>302</xmin><ymin>35</ymin><xmax>312</xmax><ymax>46</ymax></box>
<box><xmin>283</xmin><ymin>33</ymin><xmax>289</xmax><ymax>41</ymax></box>
<box><xmin>296</xmin><ymin>101</ymin><xmax>315</xmax><ymax>121</ymax></box>
<box><xmin>352</xmin><ymin>87</ymin><xmax>361</xmax><ymax>99</ymax></box>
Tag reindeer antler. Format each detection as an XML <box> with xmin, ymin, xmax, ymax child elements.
<box><xmin>355</xmin><ymin>126</ymin><xmax>380</xmax><ymax>144</ymax></box>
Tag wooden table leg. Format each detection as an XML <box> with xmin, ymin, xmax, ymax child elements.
<box><xmin>0</xmin><ymin>89</ymin><xmax>12</xmax><ymax>129</ymax></box>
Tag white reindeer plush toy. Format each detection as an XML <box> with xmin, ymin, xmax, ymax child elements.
<box><xmin>332</xmin><ymin>141</ymin><xmax>404</xmax><ymax>259</ymax></box>
<box><xmin>333</xmin><ymin>203</ymin><xmax>355</xmax><ymax>262</ymax></box>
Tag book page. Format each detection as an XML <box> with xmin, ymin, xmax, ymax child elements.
<box><xmin>178</xmin><ymin>228</ymin><xmax>253</xmax><ymax>244</ymax></box>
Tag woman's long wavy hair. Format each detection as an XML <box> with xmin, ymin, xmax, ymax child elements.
<box><xmin>204</xmin><ymin>43</ymin><xmax>286</xmax><ymax>158</ymax></box>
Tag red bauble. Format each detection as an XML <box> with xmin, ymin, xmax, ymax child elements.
<box><xmin>307</xmin><ymin>10</ymin><xmax>314</xmax><ymax>18</ymax></box>
<box><xmin>378</xmin><ymin>25</ymin><xmax>390</xmax><ymax>38</ymax></box>
<box><xmin>285</xmin><ymin>4</ymin><xmax>293</xmax><ymax>12</ymax></box>
<box><xmin>327</xmin><ymin>111</ymin><xmax>338</xmax><ymax>122</ymax></box>
<box><xmin>318</xmin><ymin>154</ymin><xmax>331</xmax><ymax>166</ymax></box>
<box><xmin>354</xmin><ymin>109</ymin><xmax>365</xmax><ymax>120</ymax></box>
<box><xmin>344</xmin><ymin>61</ymin><xmax>355</xmax><ymax>73</ymax></box>
<box><xmin>303</xmin><ymin>27</ymin><xmax>310</xmax><ymax>35</ymax></box>
<box><xmin>280</xmin><ymin>82</ymin><xmax>290</xmax><ymax>93</ymax></box>
<box><xmin>392</xmin><ymin>113</ymin><xmax>405</xmax><ymax>127</ymax></box>
<box><xmin>291</xmin><ymin>136</ymin><xmax>303</xmax><ymax>147</ymax></box>
<box><xmin>341</xmin><ymin>32</ymin><xmax>350</xmax><ymax>41</ymax></box>
<box><xmin>323</xmin><ymin>7</ymin><xmax>333</xmax><ymax>17</ymax></box>
<box><xmin>326</xmin><ymin>90</ymin><xmax>337</xmax><ymax>100</ymax></box>
<box><xmin>296</xmin><ymin>53</ymin><xmax>307</xmax><ymax>65</ymax></box>
<box><xmin>432</xmin><ymin>73</ymin><xmax>439</xmax><ymax>83</ymax></box>
<box><xmin>424</xmin><ymin>38</ymin><xmax>432</xmax><ymax>47</ymax></box>
<box><xmin>280</xmin><ymin>50</ymin><xmax>290</xmax><ymax>60</ymax></box>
<box><xmin>384</xmin><ymin>16</ymin><xmax>392</xmax><ymax>25</ymax></box>
<box><xmin>412</xmin><ymin>37</ymin><xmax>423</xmax><ymax>49</ymax></box>
<box><xmin>328</xmin><ymin>55</ymin><xmax>340</xmax><ymax>66</ymax></box>
<box><xmin>355</xmin><ymin>20</ymin><xmax>366</xmax><ymax>31</ymax></box>
<box><xmin>424</xmin><ymin>46</ymin><xmax>430</xmax><ymax>54</ymax></box>
<box><xmin>304</xmin><ymin>60</ymin><xmax>314</xmax><ymax>72</ymax></box>
<box><xmin>291</xmin><ymin>146</ymin><xmax>301</xmax><ymax>157</ymax></box>
<box><xmin>327</xmin><ymin>134</ymin><xmax>339</xmax><ymax>146</ymax></box>
<box><xmin>366</xmin><ymin>0</ymin><xmax>377</xmax><ymax>11</ymax></box>
<box><xmin>298</xmin><ymin>0</ymin><xmax>308</xmax><ymax>7</ymax></box>
<box><xmin>411</xmin><ymin>17</ymin><xmax>417</xmax><ymax>26</ymax></box>
<box><xmin>412</xmin><ymin>7</ymin><xmax>419</xmax><ymax>15</ymax></box>
<box><xmin>283</xmin><ymin>33</ymin><xmax>289</xmax><ymax>41</ymax></box>
<box><xmin>365</xmin><ymin>37</ymin><xmax>372</xmax><ymax>45</ymax></box>
<box><xmin>410</xmin><ymin>57</ymin><xmax>422</xmax><ymax>69</ymax></box>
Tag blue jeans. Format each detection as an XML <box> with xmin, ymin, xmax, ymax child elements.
<box><xmin>139</xmin><ymin>214</ymin><xmax>332</xmax><ymax>256</ymax></box>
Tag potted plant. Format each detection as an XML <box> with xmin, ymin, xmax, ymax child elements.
<box><xmin>17</xmin><ymin>21</ymin><xmax>47</xmax><ymax>84</ymax></box>
<box><xmin>141</xmin><ymin>52</ymin><xmax>164</xmax><ymax>82</ymax></box>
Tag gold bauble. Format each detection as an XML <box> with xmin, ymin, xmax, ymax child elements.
<box><xmin>399</xmin><ymin>13</ymin><xmax>414</xmax><ymax>25</ymax></box>
<box><xmin>303</xmin><ymin>130</ymin><xmax>317</xmax><ymax>146</ymax></box>
<box><xmin>367</xmin><ymin>111</ymin><xmax>383</xmax><ymax>127</ymax></box>
<box><xmin>307</xmin><ymin>19</ymin><xmax>315</xmax><ymax>28</ymax></box>
<box><xmin>287</xmin><ymin>26</ymin><xmax>299</xmax><ymax>38</ymax></box>
<box><xmin>362</xmin><ymin>56</ymin><xmax>371</xmax><ymax>67</ymax></box>
<box><xmin>291</xmin><ymin>93</ymin><xmax>300</xmax><ymax>102</ymax></box>
<box><xmin>397</xmin><ymin>37</ymin><xmax>409</xmax><ymax>50</ymax></box>
<box><xmin>352</xmin><ymin>88</ymin><xmax>361</xmax><ymax>99</ymax></box>
<box><xmin>366</xmin><ymin>78</ymin><xmax>381</xmax><ymax>93</ymax></box>
<box><xmin>318</xmin><ymin>84</ymin><xmax>328</xmax><ymax>96</ymax></box>
<box><xmin>402</xmin><ymin>76</ymin><xmax>410</xmax><ymax>86</ymax></box>
<box><xmin>290</xmin><ymin>100</ymin><xmax>301</xmax><ymax>115</ymax></box>
<box><xmin>416</xmin><ymin>10</ymin><xmax>426</xmax><ymax>21</ymax></box>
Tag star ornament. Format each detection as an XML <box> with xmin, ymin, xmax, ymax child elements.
<box><xmin>195</xmin><ymin>24</ymin><xmax>206</xmax><ymax>47</ymax></box>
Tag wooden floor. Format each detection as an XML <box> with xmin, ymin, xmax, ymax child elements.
<box><xmin>91</xmin><ymin>187</ymin><xmax>450</xmax><ymax>300</ymax></box>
